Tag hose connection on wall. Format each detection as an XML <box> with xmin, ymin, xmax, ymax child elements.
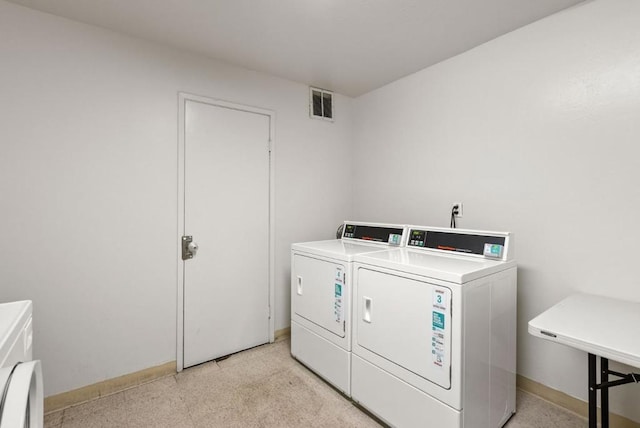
<box><xmin>450</xmin><ymin>203</ymin><xmax>462</xmax><ymax>228</ymax></box>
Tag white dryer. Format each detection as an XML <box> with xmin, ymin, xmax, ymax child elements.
<box><xmin>291</xmin><ymin>221</ymin><xmax>407</xmax><ymax>396</ymax></box>
<box><xmin>0</xmin><ymin>301</ymin><xmax>43</xmax><ymax>428</ymax></box>
<box><xmin>351</xmin><ymin>226</ymin><xmax>517</xmax><ymax>428</ymax></box>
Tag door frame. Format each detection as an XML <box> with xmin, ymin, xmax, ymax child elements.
<box><xmin>176</xmin><ymin>92</ymin><xmax>276</xmax><ymax>372</ymax></box>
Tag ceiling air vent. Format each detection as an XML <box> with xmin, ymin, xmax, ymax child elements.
<box><xmin>309</xmin><ymin>87</ymin><xmax>333</xmax><ymax>121</ymax></box>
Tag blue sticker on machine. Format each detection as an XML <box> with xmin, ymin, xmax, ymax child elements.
<box><xmin>334</xmin><ymin>284</ymin><xmax>343</xmax><ymax>323</ymax></box>
<box><xmin>432</xmin><ymin>311</ymin><xmax>445</xmax><ymax>329</ymax></box>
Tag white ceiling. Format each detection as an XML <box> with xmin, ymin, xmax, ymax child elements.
<box><xmin>8</xmin><ymin>0</ymin><xmax>585</xmax><ymax>97</ymax></box>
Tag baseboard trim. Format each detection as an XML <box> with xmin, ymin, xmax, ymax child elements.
<box><xmin>275</xmin><ymin>327</ymin><xmax>290</xmax><ymax>340</ymax></box>
<box><xmin>44</xmin><ymin>361</ymin><xmax>176</xmax><ymax>414</ymax></box>
<box><xmin>45</xmin><ymin>330</ymin><xmax>291</xmax><ymax>414</ymax></box>
<box><xmin>517</xmin><ymin>374</ymin><xmax>640</xmax><ymax>427</ymax></box>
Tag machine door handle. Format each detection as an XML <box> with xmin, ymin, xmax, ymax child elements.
<box><xmin>296</xmin><ymin>276</ymin><xmax>303</xmax><ymax>295</ymax></box>
<box><xmin>363</xmin><ymin>297</ymin><xmax>372</xmax><ymax>323</ymax></box>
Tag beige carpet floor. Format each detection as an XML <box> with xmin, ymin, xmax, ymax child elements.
<box><xmin>44</xmin><ymin>338</ymin><xmax>587</xmax><ymax>427</ymax></box>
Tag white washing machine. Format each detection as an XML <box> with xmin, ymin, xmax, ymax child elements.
<box><xmin>351</xmin><ymin>226</ymin><xmax>517</xmax><ymax>428</ymax></box>
<box><xmin>291</xmin><ymin>221</ymin><xmax>407</xmax><ymax>396</ymax></box>
<box><xmin>0</xmin><ymin>301</ymin><xmax>43</xmax><ymax>428</ymax></box>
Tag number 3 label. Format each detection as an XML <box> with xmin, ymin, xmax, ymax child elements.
<box><xmin>433</xmin><ymin>288</ymin><xmax>447</xmax><ymax>310</ymax></box>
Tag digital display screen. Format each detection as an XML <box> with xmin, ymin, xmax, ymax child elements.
<box><xmin>424</xmin><ymin>231</ymin><xmax>505</xmax><ymax>255</ymax></box>
<box><xmin>408</xmin><ymin>230</ymin><xmax>427</xmax><ymax>247</ymax></box>
<box><xmin>343</xmin><ymin>224</ymin><xmax>404</xmax><ymax>242</ymax></box>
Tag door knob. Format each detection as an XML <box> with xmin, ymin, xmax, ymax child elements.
<box><xmin>182</xmin><ymin>236</ymin><xmax>199</xmax><ymax>260</ymax></box>
<box><xmin>188</xmin><ymin>241</ymin><xmax>199</xmax><ymax>256</ymax></box>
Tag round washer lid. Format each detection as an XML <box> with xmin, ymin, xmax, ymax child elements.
<box><xmin>0</xmin><ymin>360</ymin><xmax>43</xmax><ymax>428</ymax></box>
<box><xmin>0</xmin><ymin>365</ymin><xmax>12</xmax><ymax>405</ymax></box>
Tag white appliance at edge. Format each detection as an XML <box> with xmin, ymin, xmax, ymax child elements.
<box><xmin>351</xmin><ymin>226</ymin><xmax>517</xmax><ymax>428</ymax></box>
<box><xmin>0</xmin><ymin>300</ymin><xmax>43</xmax><ymax>428</ymax></box>
<box><xmin>291</xmin><ymin>221</ymin><xmax>407</xmax><ymax>396</ymax></box>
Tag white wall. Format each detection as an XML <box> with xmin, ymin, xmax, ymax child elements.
<box><xmin>352</xmin><ymin>0</ymin><xmax>640</xmax><ymax>422</ymax></box>
<box><xmin>0</xmin><ymin>1</ymin><xmax>353</xmax><ymax>396</ymax></box>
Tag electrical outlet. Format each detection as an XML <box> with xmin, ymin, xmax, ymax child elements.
<box><xmin>453</xmin><ymin>202</ymin><xmax>463</xmax><ymax>218</ymax></box>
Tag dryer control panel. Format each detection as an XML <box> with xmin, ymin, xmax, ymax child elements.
<box><xmin>407</xmin><ymin>226</ymin><xmax>512</xmax><ymax>261</ymax></box>
<box><xmin>342</xmin><ymin>222</ymin><xmax>406</xmax><ymax>246</ymax></box>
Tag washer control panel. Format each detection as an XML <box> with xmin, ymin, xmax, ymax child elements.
<box><xmin>407</xmin><ymin>227</ymin><xmax>511</xmax><ymax>260</ymax></box>
<box><xmin>342</xmin><ymin>223</ymin><xmax>406</xmax><ymax>246</ymax></box>
<box><xmin>408</xmin><ymin>229</ymin><xmax>426</xmax><ymax>247</ymax></box>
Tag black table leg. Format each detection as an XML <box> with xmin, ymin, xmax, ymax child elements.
<box><xmin>601</xmin><ymin>357</ymin><xmax>609</xmax><ymax>428</ymax></box>
<box><xmin>589</xmin><ymin>353</ymin><xmax>597</xmax><ymax>428</ymax></box>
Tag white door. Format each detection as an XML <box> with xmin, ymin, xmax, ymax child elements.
<box><xmin>182</xmin><ymin>98</ymin><xmax>271</xmax><ymax>368</ymax></box>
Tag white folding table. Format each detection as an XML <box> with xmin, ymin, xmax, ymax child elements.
<box><xmin>528</xmin><ymin>293</ymin><xmax>640</xmax><ymax>428</ymax></box>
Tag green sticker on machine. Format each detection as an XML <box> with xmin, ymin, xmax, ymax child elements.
<box><xmin>432</xmin><ymin>311</ymin><xmax>445</xmax><ymax>329</ymax></box>
<box><xmin>335</xmin><ymin>283</ymin><xmax>342</xmax><ymax>297</ymax></box>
